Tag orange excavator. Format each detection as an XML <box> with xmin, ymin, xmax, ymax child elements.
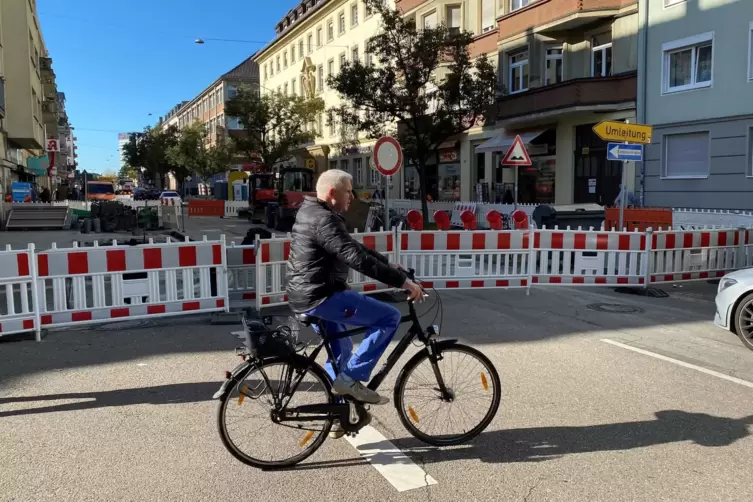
<box><xmin>249</xmin><ymin>167</ymin><xmax>316</xmax><ymax>231</ymax></box>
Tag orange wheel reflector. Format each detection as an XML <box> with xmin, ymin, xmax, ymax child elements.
<box><xmin>299</xmin><ymin>431</ymin><xmax>314</xmax><ymax>448</ymax></box>
<box><xmin>408</xmin><ymin>406</ymin><xmax>419</xmax><ymax>424</ymax></box>
<box><xmin>480</xmin><ymin>372</ymin><xmax>489</xmax><ymax>391</ymax></box>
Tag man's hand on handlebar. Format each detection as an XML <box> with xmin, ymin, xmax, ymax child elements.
<box><xmin>402</xmin><ymin>279</ymin><xmax>425</xmax><ymax>303</ymax></box>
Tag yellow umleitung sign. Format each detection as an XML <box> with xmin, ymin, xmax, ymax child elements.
<box><xmin>593</xmin><ymin>121</ymin><xmax>653</xmax><ymax>144</ymax></box>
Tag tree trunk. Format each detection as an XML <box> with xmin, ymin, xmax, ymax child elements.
<box><xmin>418</xmin><ymin>159</ymin><xmax>429</xmax><ymax>223</ymax></box>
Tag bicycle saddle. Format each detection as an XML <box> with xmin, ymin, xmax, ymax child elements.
<box><xmin>295</xmin><ymin>313</ymin><xmax>320</xmax><ymax>326</ymax></box>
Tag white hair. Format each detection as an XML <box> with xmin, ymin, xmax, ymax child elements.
<box><xmin>316</xmin><ymin>168</ymin><xmax>353</xmax><ymax>195</ymax></box>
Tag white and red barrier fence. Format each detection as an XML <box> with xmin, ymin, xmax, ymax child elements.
<box><xmin>0</xmin><ymin>237</ymin><xmax>228</xmax><ymax>341</ymax></box>
<box><xmin>2</xmin><ymin>227</ymin><xmax>751</xmax><ymax>341</ymax></box>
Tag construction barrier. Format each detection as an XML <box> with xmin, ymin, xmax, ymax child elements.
<box><xmin>3</xmin><ymin>226</ymin><xmax>753</xmax><ymax>340</ymax></box>
<box><xmin>187</xmin><ymin>200</ymin><xmax>225</xmax><ymax>217</ymax></box>
<box><xmin>604</xmin><ymin>208</ymin><xmax>672</xmax><ymax>231</ymax></box>
<box><xmin>0</xmin><ymin>237</ymin><xmax>228</xmax><ymax>341</ymax></box>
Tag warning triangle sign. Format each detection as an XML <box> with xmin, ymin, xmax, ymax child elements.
<box><xmin>501</xmin><ymin>135</ymin><xmax>532</xmax><ymax>166</ymax></box>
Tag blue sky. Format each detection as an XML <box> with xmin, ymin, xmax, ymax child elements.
<box><xmin>38</xmin><ymin>0</ymin><xmax>291</xmax><ymax>175</ymax></box>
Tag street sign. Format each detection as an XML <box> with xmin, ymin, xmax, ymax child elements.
<box><xmin>607</xmin><ymin>143</ymin><xmax>643</xmax><ymax>162</ymax></box>
<box><xmin>373</xmin><ymin>136</ymin><xmax>403</xmax><ymax>176</ymax></box>
<box><xmin>593</xmin><ymin>121</ymin><xmax>653</xmax><ymax>144</ymax></box>
<box><xmin>46</xmin><ymin>137</ymin><xmax>59</xmax><ymax>152</ymax></box>
<box><xmin>501</xmin><ymin>135</ymin><xmax>532</xmax><ymax>166</ymax></box>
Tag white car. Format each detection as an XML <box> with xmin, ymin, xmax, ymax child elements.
<box><xmin>714</xmin><ymin>268</ymin><xmax>753</xmax><ymax>352</ymax></box>
<box><xmin>159</xmin><ymin>191</ymin><xmax>182</xmax><ymax>205</ymax></box>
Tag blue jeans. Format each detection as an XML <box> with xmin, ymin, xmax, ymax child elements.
<box><xmin>306</xmin><ymin>290</ymin><xmax>401</xmax><ymax>382</ymax></box>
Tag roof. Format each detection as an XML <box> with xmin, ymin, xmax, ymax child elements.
<box><xmin>221</xmin><ymin>54</ymin><xmax>260</xmax><ymax>81</ymax></box>
<box><xmin>254</xmin><ymin>0</ymin><xmax>334</xmax><ymax>62</ymax></box>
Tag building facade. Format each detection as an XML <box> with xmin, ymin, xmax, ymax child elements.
<box><xmin>639</xmin><ymin>0</ymin><xmax>753</xmax><ymax>210</ymax></box>
<box><xmin>157</xmin><ymin>57</ymin><xmax>259</xmax><ymax>192</ymax></box>
<box><xmin>254</xmin><ymin>0</ymin><xmax>402</xmax><ymax>200</ymax></box>
<box><xmin>0</xmin><ymin>0</ymin><xmax>69</xmax><ymax>198</ymax></box>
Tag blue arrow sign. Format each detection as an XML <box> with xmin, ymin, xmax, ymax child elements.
<box><xmin>607</xmin><ymin>143</ymin><xmax>643</xmax><ymax>162</ymax></box>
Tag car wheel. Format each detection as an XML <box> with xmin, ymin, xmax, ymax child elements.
<box><xmin>732</xmin><ymin>292</ymin><xmax>753</xmax><ymax>352</ymax></box>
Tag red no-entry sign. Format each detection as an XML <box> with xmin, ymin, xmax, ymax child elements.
<box><xmin>373</xmin><ymin>136</ymin><xmax>403</xmax><ymax>176</ymax></box>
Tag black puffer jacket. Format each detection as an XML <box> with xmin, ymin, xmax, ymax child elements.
<box><xmin>286</xmin><ymin>197</ymin><xmax>407</xmax><ymax>313</ymax></box>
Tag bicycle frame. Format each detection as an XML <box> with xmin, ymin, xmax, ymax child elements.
<box><xmin>264</xmin><ymin>296</ymin><xmax>447</xmax><ymax>427</ymax></box>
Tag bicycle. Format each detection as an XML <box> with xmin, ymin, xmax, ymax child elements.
<box><xmin>214</xmin><ymin>269</ymin><xmax>501</xmax><ymax>469</ymax></box>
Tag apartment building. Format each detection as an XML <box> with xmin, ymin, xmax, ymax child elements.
<box><xmin>441</xmin><ymin>0</ymin><xmax>639</xmax><ymax>205</ymax></box>
<box><xmin>253</xmin><ymin>0</ymin><xmax>399</xmax><ymax>200</ymax></box>
<box><xmin>639</xmin><ymin>0</ymin><xmax>753</xmax><ymax>210</ymax></box>
<box><xmin>0</xmin><ymin>0</ymin><xmax>51</xmax><ymax>193</ymax></box>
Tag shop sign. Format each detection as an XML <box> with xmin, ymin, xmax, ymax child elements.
<box><xmin>438</xmin><ymin>149</ymin><xmax>458</xmax><ymax>162</ymax></box>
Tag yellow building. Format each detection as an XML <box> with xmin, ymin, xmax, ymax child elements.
<box><xmin>253</xmin><ymin>0</ymin><xmax>397</xmax><ymax>200</ymax></box>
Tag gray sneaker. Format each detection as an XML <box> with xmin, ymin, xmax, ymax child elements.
<box><xmin>329</xmin><ymin>412</ymin><xmax>372</xmax><ymax>439</ymax></box>
<box><xmin>332</xmin><ymin>373</ymin><xmax>389</xmax><ymax>405</ymax></box>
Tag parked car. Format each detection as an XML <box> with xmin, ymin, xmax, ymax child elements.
<box><xmin>713</xmin><ymin>268</ymin><xmax>753</xmax><ymax>352</ymax></box>
<box><xmin>159</xmin><ymin>191</ymin><xmax>182</xmax><ymax>205</ymax></box>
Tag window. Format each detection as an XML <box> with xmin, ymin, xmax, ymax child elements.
<box><xmin>663</xmin><ymin>132</ymin><xmax>710</xmax><ymax>178</ymax></box>
<box><xmin>307</xmin><ymin>34</ymin><xmax>313</xmax><ymax>53</ymax></box>
<box><xmin>591</xmin><ymin>33</ymin><xmax>612</xmax><ymax>77</ymax></box>
<box><xmin>316</xmin><ymin>27</ymin><xmax>323</xmax><ymax>47</ymax></box>
<box><xmin>749</xmin><ymin>21</ymin><xmax>753</xmax><ymax>81</ymax></box>
<box><xmin>264</xmin><ymin>64</ymin><xmax>268</xmax><ymax>81</ymax></box>
<box><xmin>351</xmin><ymin>3</ymin><xmax>359</xmax><ymax>26</ymax></box>
<box><xmin>283</xmin><ymin>51</ymin><xmax>288</xmax><ymax>68</ymax></box>
<box><xmin>299</xmin><ymin>40</ymin><xmax>304</xmax><ymax>57</ymax></box>
<box><xmin>510</xmin><ymin>0</ymin><xmax>535</xmax><ymax>11</ymax></box>
<box><xmin>545</xmin><ymin>46</ymin><xmax>563</xmax><ymax>85</ymax></box>
<box><xmin>353</xmin><ymin>158</ymin><xmax>363</xmax><ymax>186</ymax></box>
<box><xmin>352</xmin><ymin>45</ymin><xmax>359</xmax><ymax>62</ymax></box>
<box><xmin>328</xmin><ymin>20</ymin><xmax>334</xmax><ymax>41</ymax></box>
<box><xmin>291</xmin><ymin>45</ymin><xmax>296</xmax><ymax>63</ymax></box>
<box><xmin>339</xmin><ymin>12</ymin><xmax>346</xmax><ymax>34</ymax></box>
<box><xmin>340</xmin><ymin>52</ymin><xmax>347</xmax><ymax>68</ymax></box>
<box><xmin>365</xmin><ymin>0</ymin><xmax>373</xmax><ymax>17</ymax></box>
<box><xmin>423</xmin><ymin>10</ymin><xmax>437</xmax><ymax>30</ymax></box>
<box><xmin>369</xmin><ymin>158</ymin><xmax>380</xmax><ymax>185</ymax></box>
<box><xmin>317</xmin><ymin>114</ymin><xmax>323</xmax><ymax>137</ymax></box>
<box><xmin>508</xmin><ymin>49</ymin><xmax>529</xmax><ymax>93</ymax></box>
<box><xmin>329</xmin><ymin>160</ymin><xmax>338</xmax><ymax>170</ymax></box>
<box><xmin>227</xmin><ymin>85</ymin><xmax>237</xmax><ymax>99</ymax></box>
<box><xmin>340</xmin><ymin>159</ymin><xmax>350</xmax><ymax>175</ymax></box>
<box><xmin>329</xmin><ymin>116</ymin><xmax>337</xmax><ymax>136</ymax></box>
<box><xmin>328</xmin><ymin>59</ymin><xmax>335</xmax><ymax>77</ymax></box>
<box><xmin>276</xmin><ymin>56</ymin><xmax>281</xmax><ymax>72</ymax></box>
<box><xmin>662</xmin><ymin>32</ymin><xmax>713</xmax><ymax>93</ymax></box>
<box><xmin>446</xmin><ymin>6</ymin><xmax>461</xmax><ymax>33</ymax></box>
<box><xmin>284</xmin><ymin>83</ymin><xmax>289</xmax><ymax>95</ymax></box>
<box><xmin>215</xmin><ymin>88</ymin><xmax>222</xmax><ymax>105</ymax></box>
<box><xmin>366</xmin><ymin>39</ymin><xmax>375</xmax><ymax>66</ymax></box>
<box><xmin>291</xmin><ymin>78</ymin><xmax>297</xmax><ymax>95</ymax></box>
<box><xmin>664</xmin><ymin>0</ymin><xmax>685</xmax><ymax>6</ymax></box>
<box><xmin>318</xmin><ymin>65</ymin><xmax>324</xmax><ymax>92</ymax></box>
<box><xmin>481</xmin><ymin>0</ymin><xmax>494</xmax><ymax>33</ymax></box>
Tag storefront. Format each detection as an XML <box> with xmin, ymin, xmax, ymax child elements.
<box><xmin>475</xmin><ymin>128</ymin><xmax>556</xmax><ymax>204</ymax></box>
<box><xmin>402</xmin><ymin>141</ymin><xmax>460</xmax><ymax>202</ymax></box>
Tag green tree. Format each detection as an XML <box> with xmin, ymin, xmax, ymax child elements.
<box><xmin>121</xmin><ymin>126</ymin><xmax>182</xmax><ymax>188</ymax></box>
<box><xmin>327</xmin><ymin>0</ymin><xmax>499</xmax><ymax>218</ymax></box>
<box><xmin>224</xmin><ymin>85</ymin><xmax>325</xmax><ymax>172</ymax></box>
<box><xmin>166</xmin><ymin>121</ymin><xmax>235</xmax><ymax>188</ymax></box>
<box><xmin>117</xmin><ymin>165</ymin><xmax>139</xmax><ymax>181</ymax></box>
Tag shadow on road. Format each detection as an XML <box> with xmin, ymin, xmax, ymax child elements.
<box><xmin>0</xmin><ymin>382</ymin><xmax>222</xmax><ymax>417</ymax></box>
<box><xmin>0</xmin><ymin>284</ymin><xmax>723</xmax><ymax>386</ymax></box>
<box><xmin>288</xmin><ymin>410</ymin><xmax>753</xmax><ymax>470</ymax></box>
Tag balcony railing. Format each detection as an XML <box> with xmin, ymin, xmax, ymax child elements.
<box><xmin>498</xmin><ymin>0</ymin><xmax>635</xmax><ymax>38</ymax></box>
<box><xmin>496</xmin><ymin>71</ymin><xmax>637</xmax><ymax>122</ymax></box>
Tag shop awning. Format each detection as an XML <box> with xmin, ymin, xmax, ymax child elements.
<box><xmin>474</xmin><ymin>130</ymin><xmax>547</xmax><ymax>154</ymax></box>
<box><xmin>26</xmin><ymin>155</ymin><xmax>49</xmax><ymax>176</ymax></box>
<box><xmin>438</xmin><ymin>141</ymin><xmax>457</xmax><ymax>150</ymax></box>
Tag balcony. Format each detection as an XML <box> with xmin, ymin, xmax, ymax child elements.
<box><xmin>42</xmin><ymin>100</ymin><xmax>58</xmax><ymax>119</ymax></box>
<box><xmin>496</xmin><ymin>71</ymin><xmax>637</xmax><ymax>123</ymax></box>
<box><xmin>40</xmin><ymin>57</ymin><xmax>53</xmax><ymax>71</ymax></box>
<box><xmin>498</xmin><ymin>0</ymin><xmax>636</xmax><ymax>39</ymax></box>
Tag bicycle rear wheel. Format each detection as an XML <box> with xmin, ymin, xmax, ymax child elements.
<box><xmin>394</xmin><ymin>343</ymin><xmax>501</xmax><ymax>446</ymax></box>
<box><xmin>217</xmin><ymin>356</ymin><xmax>334</xmax><ymax>469</ymax></box>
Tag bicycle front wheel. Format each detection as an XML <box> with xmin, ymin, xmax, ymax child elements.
<box><xmin>217</xmin><ymin>356</ymin><xmax>335</xmax><ymax>469</ymax></box>
<box><xmin>395</xmin><ymin>343</ymin><xmax>501</xmax><ymax>446</ymax></box>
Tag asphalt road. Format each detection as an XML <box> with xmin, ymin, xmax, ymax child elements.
<box><xmin>2</xmin><ymin>282</ymin><xmax>753</xmax><ymax>502</ymax></box>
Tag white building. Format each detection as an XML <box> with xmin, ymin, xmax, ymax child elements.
<box><xmin>253</xmin><ymin>0</ymin><xmax>399</xmax><ymax>200</ymax></box>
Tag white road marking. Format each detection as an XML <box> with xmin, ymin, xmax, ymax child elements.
<box><xmin>344</xmin><ymin>425</ymin><xmax>438</xmax><ymax>492</ymax></box>
<box><xmin>601</xmin><ymin>339</ymin><xmax>753</xmax><ymax>389</ymax></box>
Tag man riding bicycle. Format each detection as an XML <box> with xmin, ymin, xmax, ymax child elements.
<box><xmin>286</xmin><ymin>169</ymin><xmax>423</xmax><ymax>433</ymax></box>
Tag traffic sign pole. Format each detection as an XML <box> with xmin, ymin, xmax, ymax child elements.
<box><xmin>373</xmin><ymin>136</ymin><xmax>403</xmax><ymax>231</ymax></box>
<box><xmin>619</xmin><ymin>120</ymin><xmax>629</xmax><ymax>231</ymax></box>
